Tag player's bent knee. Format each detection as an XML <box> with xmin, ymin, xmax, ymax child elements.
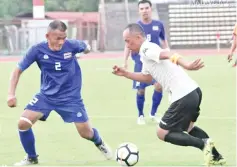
<box><xmin>187</xmin><ymin>122</ymin><xmax>195</xmax><ymax>133</ymax></box>
<box><xmin>156</xmin><ymin>127</ymin><xmax>169</xmax><ymax>141</ymax></box>
<box><xmin>18</xmin><ymin>117</ymin><xmax>33</xmax><ymax>130</ymax></box>
<box><xmin>137</xmin><ymin>89</ymin><xmax>145</xmax><ymax>95</ymax></box>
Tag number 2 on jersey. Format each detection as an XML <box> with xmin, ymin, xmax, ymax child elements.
<box><xmin>55</xmin><ymin>62</ymin><xmax>61</xmax><ymax>71</ymax></box>
<box><xmin>29</xmin><ymin>97</ymin><xmax>38</xmax><ymax>106</ymax></box>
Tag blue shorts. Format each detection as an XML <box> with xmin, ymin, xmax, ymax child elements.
<box><xmin>25</xmin><ymin>93</ymin><xmax>88</xmax><ymax>123</ymax></box>
<box><xmin>132</xmin><ymin>62</ymin><xmax>156</xmax><ymax>89</ymax></box>
<box><xmin>133</xmin><ymin>80</ymin><xmax>156</xmax><ymax>89</ymax></box>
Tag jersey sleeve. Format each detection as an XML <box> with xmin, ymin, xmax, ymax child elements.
<box><xmin>142</xmin><ymin>43</ymin><xmax>162</xmax><ymax>63</ymax></box>
<box><xmin>73</xmin><ymin>40</ymin><xmax>87</xmax><ymax>53</ymax></box>
<box><xmin>159</xmin><ymin>22</ymin><xmax>166</xmax><ymax>41</ymax></box>
<box><xmin>17</xmin><ymin>46</ymin><xmax>37</xmax><ymax>72</ymax></box>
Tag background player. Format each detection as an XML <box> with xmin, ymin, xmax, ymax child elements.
<box><xmin>123</xmin><ymin>0</ymin><xmax>169</xmax><ymax>125</ymax></box>
<box><xmin>7</xmin><ymin>20</ymin><xmax>112</xmax><ymax>166</ymax></box>
<box><xmin>228</xmin><ymin>23</ymin><xmax>237</xmax><ymax>67</ymax></box>
<box><xmin>114</xmin><ymin>23</ymin><xmax>226</xmax><ymax>166</ymax></box>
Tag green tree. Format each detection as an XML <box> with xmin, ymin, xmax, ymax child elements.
<box><xmin>45</xmin><ymin>0</ymin><xmax>99</xmax><ymax>12</ymax></box>
<box><xmin>0</xmin><ymin>0</ymin><xmax>32</xmax><ymax>18</ymax></box>
<box><xmin>0</xmin><ymin>0</ymin><xmax>99</xmax><ymax>18</ymax></box>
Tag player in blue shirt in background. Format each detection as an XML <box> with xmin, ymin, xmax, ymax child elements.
<box><xmin>123</xmin><ymin>0</ymin><xmax>169</xmax><ymax>125</ymax></box>
<box><xmin>7</xmin><ymin>20</ymin><xmax>113</xmax><ymax>166</ymax></box>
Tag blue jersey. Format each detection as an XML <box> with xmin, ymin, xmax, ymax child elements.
<box><xmin>18</xmin><ymin>39</ymin><xmax>87</xmax><ymax>103</ymax></box>
<box><xmin>131</xmin><ymin>20</ymin><xmax>166</xmax><ymax>65</ymax></box>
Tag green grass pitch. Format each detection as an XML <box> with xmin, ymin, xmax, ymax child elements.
<box><xmin>0</xmin><ymin>55</ymin><xmax>235</xmax><ymax>166</ymax></box>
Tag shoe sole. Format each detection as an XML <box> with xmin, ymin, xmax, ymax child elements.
<box><xmin>210</xmin><ymin>159</ymin><xmax>226</xmax><ymax>166</ymax></box>
<box><xmin>204</xmin><ymin>139</ymin><xmax>215</xmax><ymax>167</ymax></box>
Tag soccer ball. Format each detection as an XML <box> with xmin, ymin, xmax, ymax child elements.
<box><xmin>116</xmin><ymin>142</ymin><xmax>139</xmax><ymax>166</ymax></box>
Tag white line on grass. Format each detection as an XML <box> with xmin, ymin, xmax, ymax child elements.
<box><xmin>3</xmin><ymin>166</ymin><xmax>237</xmax><ymax>167</ymax></box>
<box><xmin>0</xmin><ymin>115</ymin><xmax>235</xmax><ymax>120</ymax></box>
<box><xmin>80</xmin><ymin>57</ymin><xmax>122</xmax><ymax>61</ymax></box>
<box><xmin>88</xmin><ymin>115</ymin><xmax>236</xmax><ymax>120</ymax></box>
<box><xmin>94</xmin><ymin>65</ymin><xmax>233</xmax><ymax>72</ymax></box>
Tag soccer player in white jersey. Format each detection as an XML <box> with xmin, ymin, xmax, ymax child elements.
<box><xmin>112</xmin><ymin>23</ymin><xmax>225</xmax><ymax>166</ymax></box>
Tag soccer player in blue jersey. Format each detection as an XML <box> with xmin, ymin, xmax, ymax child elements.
<box><xmin>124</xmin><ymin>0</ymin><xmax>169</xmax><ymax>125</ymax></box>
<box><xmin>7</xmin><ymin>20</ymin><xmax>113</xmax><ymax>166</ymax></box>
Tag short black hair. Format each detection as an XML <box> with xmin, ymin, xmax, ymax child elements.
<box><xmin>138</xmin><ymin>0</ymin><xmax>152</xmax><ymax>7</ymax></box>
<box><xmin>125</xmin><ymin>23</ymin><xmax>146</xmax><ymax>37</ymax></box>
<box><xmin>48</xmin><ymin>20</ymin><xmax>67</xmax><ymax>32</ymax></box>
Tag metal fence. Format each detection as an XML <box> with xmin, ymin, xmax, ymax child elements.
<box><xmin>0</xmin><ymin>22</ymin><xmax>98</xmax><ymax>56</ymax></box>
<box><xmin>0</xmin><ymin>0</ymin><xmax>236</xmax><ymax>55</ymax></box>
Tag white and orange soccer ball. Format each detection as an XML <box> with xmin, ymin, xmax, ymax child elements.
<box><xmin>115</xmin><ymin>142</ymin><xmax>139</xmax><ymax>166</ymax></box>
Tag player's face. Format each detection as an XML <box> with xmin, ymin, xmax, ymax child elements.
<box><xmin>46</xmin><ymin>30</ymin><xmax>67</xmax><ymax>51</ymax></box>
<box><xmin>123</xmin><ymin>30</ymin><xmax>142</xmax><ymax>52</ymax></box>
<box><xmin>138</xmin><ymin>3</ymin><xmax>152</xmax><ymax>21</ymax></box>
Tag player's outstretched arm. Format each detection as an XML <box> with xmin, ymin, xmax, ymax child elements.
<box><xmin>7</xmin><ymin>67</ymin><xmax>22</xmax><ymax>107</ymax></box>
<box><xmin>7</xmin><ymin>45</ymin><xmax>37</xmax><ymax>107</ymax></box>
<box><xmin>124</xmin><ymin>72</ymin><xmax>152</xmax><ymax>83</ymax></box>
<box><xmin>176</xmin><ymin>57</ymin><xmax>204</xmax><ymax>71</ymax></box>
<box><xmin>159</xmin><ymin>51</ymin><xmax>204</xmax><ymax>70</ymax></box>
<box><xmin>112</xmin><ymin>65</ymin><xmax>153</xmax><ymax>83</ymax></box>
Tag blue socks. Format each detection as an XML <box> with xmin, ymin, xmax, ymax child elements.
<box><xmin>136</xmin><ymin>91</ymin><xmax>162</xmax><ymax>117</ymax></box>
<box><xmin>19</xmin><ymin>128</ymin><xmax>37</xmax><ymax>158</ymax></box>
<box><xmin>151</xmin><ymin>91</ymin><xmax>163</xmax><ymax>116</ymax></box>
<box><xmin>136</xmin><ymin>93</ymin><xmax>145</xmax><ymax>116</ymax></box>
<box><xmin>20</xmin><ymin>127</ymin><xmax>102</xmax><ymax>157</ymax></box>
<box><xmin>91</xmin><ymin>128</ymin><xmax>102</xmax><ymax>146</ymax></box>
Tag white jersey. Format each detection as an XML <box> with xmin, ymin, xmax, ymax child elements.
<box><xmin>139</xmin><ymin>40</ymin><xmax>199</xmax><ymax>103</ymax></box>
